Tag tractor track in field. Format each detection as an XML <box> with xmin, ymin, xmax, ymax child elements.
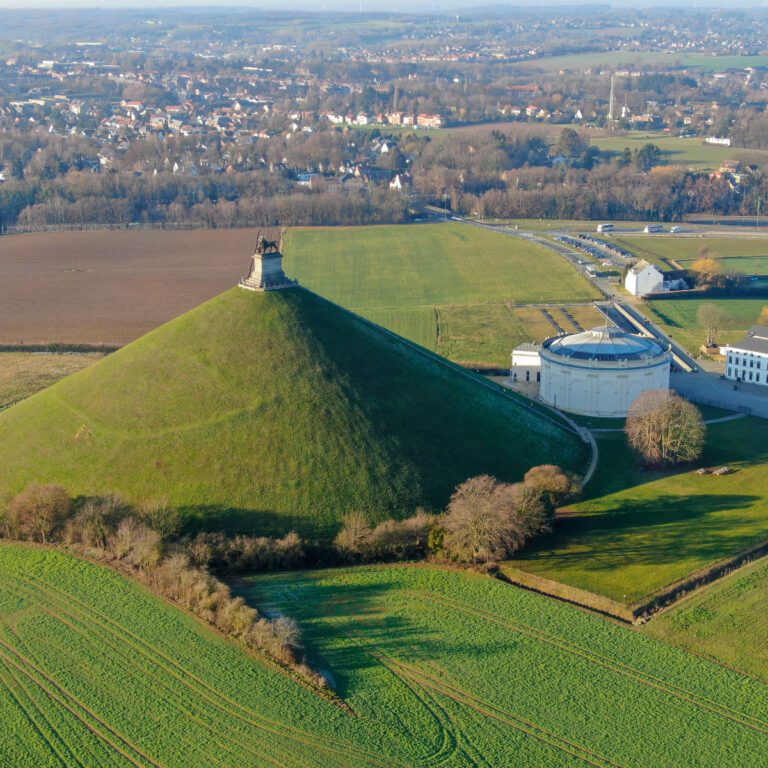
<box><xmin>14</xmin><ymin>571</ymin><xmax>398</xmax><ymax>768</ymax></box>
<box><xmin>5</xmin><ymin>581</ymin><xmax>286</xmax><ymax>768</ymax></box>
<box><xmin>0</xmin><ymin>659</ymin><xmax>85</xmax><ymax>768</ymax></box>
<box><xmin>0</xmin><ymin>631</ymin><xmax>162</xmax><ymax>768</ymax></box>
<box><xmin>379</xmin><ymin>655</ymin><xmax>622</xmax><ymax>768</ymax></box>
<box><xmin>430</xmin><ymin>593</ymin><xmax>768</xmax><ymax>737</ymax></box>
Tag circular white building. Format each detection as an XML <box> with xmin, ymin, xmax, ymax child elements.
<box><xmin>539</xmin><ymin>326</ymin><xmax>671</xmax><ymax>418</ymax></box>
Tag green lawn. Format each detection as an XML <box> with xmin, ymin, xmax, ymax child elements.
<box><xmin>0</xmin><ymin>288</ymin><xmax>585</xmax><ymax>537</ymax></box>
<box><xmin>0</xmin><ymin>544</ymin><xmax>409</xmax><ymax>768</ymax></box>
<box><xmin>645</xmin><ymin>298</ymin><xmax>766</xmax><ymax>353</ymax></box>
<box><xmin>284</xmin><ymin>223</ymin><xmax>599</xmax><ymax>308</ymax></box>
<box><xmin>644</xmin><ymin>555</ymin><xmax>768</xmax><ymax>683</ymax></box>
<box><xmin>282</xmin><ymin>223</ymin><xmax>599</xmax><ymax>366</ymax></box>
<box><xmin>590</xmin><ymin>134</ymin><xmax>768</xmax><ymax>170</ymax></box>
<box><xmin>618</xmin><ymin>236</ymin><xmax>768</xmax><ymax>267</ymax></box>
<box><xmin>234</xmin><ymin>563</ymin><xmax>768</xmax><ymax>768</ymax></box>
<box><xmin>506</xmin><ymin>417</ymin><xmax>768</xmax><ymax>603</ymax></box>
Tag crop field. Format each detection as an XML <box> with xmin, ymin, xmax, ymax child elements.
<box><xmin>507</xmin><ymin>416</ymin><xmax>768</xmax><ymax>603</ymax></box>
<box><xmin>283</xmin><ymin>223</ymin><xmax>600</xmax><ymax>366</ymax></box>
<box><xmin>644</xmin><ymin>556</ymin><xmax>768</xmax><ymax>683</ymax></box>
<box><xmin>237</xmin><ymin>564</ymin><xmax>768</xmax><ymax>768</ymax></box>
<box><xmin>0</xmin><ymin>229</ymin><xmax>259</xmax><ymax>345</ymax></box>
<box><xmin>645</xmin><ymin>298</ymin><xmax>766</xmax><ymax>353</ymax></box>
<box><xmin>0</xmin><ymin>543</ymin><xmax>416</xmax><ymax>768</ymax></box>
<box><xmin>0</xmin><ymin>352</ymin><xmax>104</xmax><ymax>408</ymax></box>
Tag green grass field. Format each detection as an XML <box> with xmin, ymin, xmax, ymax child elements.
<box><xmin>282</xmin><ymin>223</ymin><xmax>599</xmax><ymax>366</ymax></box>
<box><xmin>0</xmin><ymin>543</ymin><xmax>417</xmax><ymax>768</ymax></box>
<box><xmin>644</xmin><ymin>555</ymin><xmax>768</xmax><ymax>683</ymax></box>
<box><xmin>0</xmin><ymin>352</ymin><xmax>104</xmax><ymax>408</ymax></box>
<box><xmin>0</xmin><ymin>287</ymin><xmax>585</xmax><ymax>537</ymax></box>
<box><xmin>235</xmin><ymin>563</ymin><xmax>768</xmax><ymax>767</ymax></box>
<box><xmin>618</xmin><ymin>235</ymin><xmax>768</xmax><ymax>267</ymax></box>
<box><xmin>645</xmin><ymin>298</ymin><xmax>766</xmax><ymax>353</ymax></box>
<box><xmin>507</xmin><ymin>416</ymin><xmax>768</xmax><ymax>602</ymax></box>
<box><xmin>284</xmin><ymin>223</ymin><xmax>599</xmax><ymax>308</ymax></box>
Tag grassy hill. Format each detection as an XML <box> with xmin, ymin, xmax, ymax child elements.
<box><xmin>0</xmin><ymin>287</ymin><xmax>585</xmax><ymax>537</ymax></box>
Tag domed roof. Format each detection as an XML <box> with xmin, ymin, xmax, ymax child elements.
<box><xmin>543</xmin><ymin>325</ymin><xmax>666</xmax><ymax>362</ymax></box>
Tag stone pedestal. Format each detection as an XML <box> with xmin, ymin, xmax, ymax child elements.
<box><xmin>238</xmin><ymin>249</ymin><xmax>296</xmax><ymax>292</ymax></box>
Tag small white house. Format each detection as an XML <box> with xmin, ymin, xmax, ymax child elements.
<box><xmin>625</xmin><ymin>259</ymin><xmax>664</xmax><ymax>297</ymax></box>
<box><xmin>510</xmin><ymin>343</ymin><xmax>541</xmax><ymax>384</ymax></box>
<box><xmin>724</xmin><ymin>326</ymin><xmax>768</xmax><ymax>386</ymax></box>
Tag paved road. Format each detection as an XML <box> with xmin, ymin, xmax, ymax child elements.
<box><xmin>671</xmin><ymin>371</ymin><xmax>768</xmax><ymax>418</ymax></box>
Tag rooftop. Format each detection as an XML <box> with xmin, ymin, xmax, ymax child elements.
<box><xmin>542</xmin><ymin>325</ymin><xmax>668</xmax><ymax>362</ymax></box>
<box><xmin>728</xmin><ymin>325</ymin><xmax>768</xmax><ymax>355</ymax></box>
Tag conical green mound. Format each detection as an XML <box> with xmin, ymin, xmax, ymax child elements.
<box><xmin>0</xmin><ymin>288</ymin><xmax>586</xmax><ymax>537</ymax></box>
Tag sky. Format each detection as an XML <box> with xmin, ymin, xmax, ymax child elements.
<box><xmin>0</xmin><ymin>0</ymin><xmax>765</xmax><ymax>8</ymax></box>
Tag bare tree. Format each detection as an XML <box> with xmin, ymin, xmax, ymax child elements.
<box><xmin>334</xmin><ymin>511</ymin><xmax>372</xmax><ymax>556</ymax></box>
<box><xmin>6</xmin><ymin>483</ymin><xmax>72</xmax><ymax>542</ymax></box>
<box><xmin>625</xmin><ymin>390</ymin><xmax>705</xmax><ymax>468</ymax></box>
<box><xmin>523</xmin><ymin>465</ymin><xmax>581</xmax><ymax>510</ymax></box>
<box><xmin>442</xmin><ymin>475</ymin><xmax>547</xmax><ymax>564</ymax></box>
<box><xmin>697</xmin><ymin>303</ymin><xmax>729</xmax><ymax>347</ymax></box>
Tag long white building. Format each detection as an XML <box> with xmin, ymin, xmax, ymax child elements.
<box><xmin>724</xmin><ymin>326</ymin><xmax>768</xmax><ymax>386</ymax></box>
<box><xmin>539</xmin><ymin>326</ymin><xmax>671</xmax><ymax>417</ymax></box>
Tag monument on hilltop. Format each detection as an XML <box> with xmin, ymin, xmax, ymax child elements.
<box><xmin>238</xmin><ymin>230</ymin><xmax>297</xmax><ymax>291</ymax></box>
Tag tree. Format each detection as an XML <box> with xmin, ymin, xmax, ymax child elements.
<box><xmin>334</xmin><ymin>511</ymin><xmax>372</xmax><ymax>556</ymax></box>
<box><xmin>523</xmin><ymin>464</ymin><xmax>581</xmax><ymax>510</ymax></box>
<box><xmin>625</xmin><ymin>390</ymin><xmax>705</xmax><ymax>468</ymax></box>
<box><xmin>758</xmin><ymin>306</ymin><xmax>768</xmax><ymax>325</ymax></box>
<box><xmin>634</xmin><ymin>143</ymin><xmax>662</xmax><ymax>172</ymax></box>
<box><xmin>6</xmin><ymin>483</ymin><xmax>72</xmax><ymax>542</ymax></box>
<box><xmin>690</xmin><ymin>257</ymin><xmax>722</xmax><ymax>287</ymax></box>
<box><xmin>697</xmin><ymin>303</ymin><xmax>729</xmax><ymax>346</ymax></box>
<box><xmin>442</xmin><ymin>475</ymin><xmax>549</xmax><ymax>564</ymax></box>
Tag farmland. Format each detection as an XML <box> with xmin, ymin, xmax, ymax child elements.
<box><xmin>236</xmin><ymin>563</ymin><xmax>768</xmax><ymax>768</ymax></box>
<box><xmin>506</xmin><ymin>416</ymin><xmax>768</xmax><ymax>603</ymax></box>
<box><xmin>645</xmin><ymin>298</ymin><xmax>766</xmax><ymax>354</ymax></box>
<box><xmin>0</xmin><ymin>229</ymin><xmax>256</xmax><ymax>346</ymax></box>
<box><xmin>0</xmin><ymin>287</ymin><xmax>585</xmax><ymax>537</ymax></box>
<box><xmin>0</xmin><ymin>352</ymin><xmax>104</xmax><ymax>408</ymax></box>
<box><xmin>616</xmin><ymin>235</ymin><xmax>768</xmax><ymax>268</ymax></box>
<box><xmin>0</xmin><ymin>543</ymin><xmax>412</xmax><ymax>768</ymax></box>
<box><xmin>644</xmin><ymin>556</ymin><xmax>768</xmax><ymax>683</ymax></box>
<box><xmin>283</xmin><ymin>223</ymin><xmax>601</xmax><ymax>366</ymax></box>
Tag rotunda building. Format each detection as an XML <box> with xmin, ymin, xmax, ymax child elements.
<box><xmin>539</xmin><ymin>326</ymin><xmax>671</xmax><ymax>417</ymax></box>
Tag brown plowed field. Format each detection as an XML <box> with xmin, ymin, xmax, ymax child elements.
<box><xmin>0</xmin><ymin>228</ymin><xmax>274</xmax><ymax>345</ymax></box>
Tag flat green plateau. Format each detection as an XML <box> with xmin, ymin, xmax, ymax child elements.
<box><xmin>234</xmin><ymin>563</ymin><xmax>768</xmax><ymax>768</ymax></box>
<box><xmin>644</xmin><ymin>555</ymin><xmax>768</xmax><ymax>683</ymax></box>
<box><xmin>283</xmin><ymin>222</ymin><xmax>600</xmax><ymax>367</ymax></box>
<box><xmin>0</xmin><ymin>287</ymin><xmax>585</xmax><ymax>537</ymax></box>
<box><xmin>507</xmin><ymin>416</ymin><xmax>768</xmax><ymax>603</ymax></box>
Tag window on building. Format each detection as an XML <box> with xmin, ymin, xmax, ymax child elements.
<box><xmin>727</xmin><ymin>367</ymin><xmax>732</xmax><ymax>377</ymax></box>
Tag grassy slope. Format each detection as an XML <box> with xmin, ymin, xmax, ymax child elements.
<box><xmin>0</xmin><ymin>287</ymin><xmax>584</xmax><ymax>537</ymax></box>
<box><xmin>0</xmin><ymin>543</ymin><xmax>410</xmax><ymax>768</ymax></box>
<box><xmin>644</xmin><ymin>555</ymin><xmax>768</xmax><ymax>683</ymax></box>
<box><xmin>506</xmin><ymin>417</ymin><xmax>768</xmax><ymax>602</ymax></box>
<box><xmin>283</xmin><ymin>223</ymin><xmax>600</xmax><ymax>367</ymax></box>
<box><xmin>0</xmin><ymin>352</ymin><xmax>104</xmax><ymax>408</ymax></box>
<box><xmin>646</xmin><ymin>298</ymin><xmax>766</xmax><ymax>353</ymax></box>
<box><xmin>236</xmin><ymin>564</ymin><xmax>768</xmax><ymax>768</ymax></box>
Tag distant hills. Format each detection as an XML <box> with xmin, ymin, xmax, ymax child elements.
<box><xmin>0</xmin><ymin>287</ymin><xmax>585</xmax><ymax>537</ymax></box>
